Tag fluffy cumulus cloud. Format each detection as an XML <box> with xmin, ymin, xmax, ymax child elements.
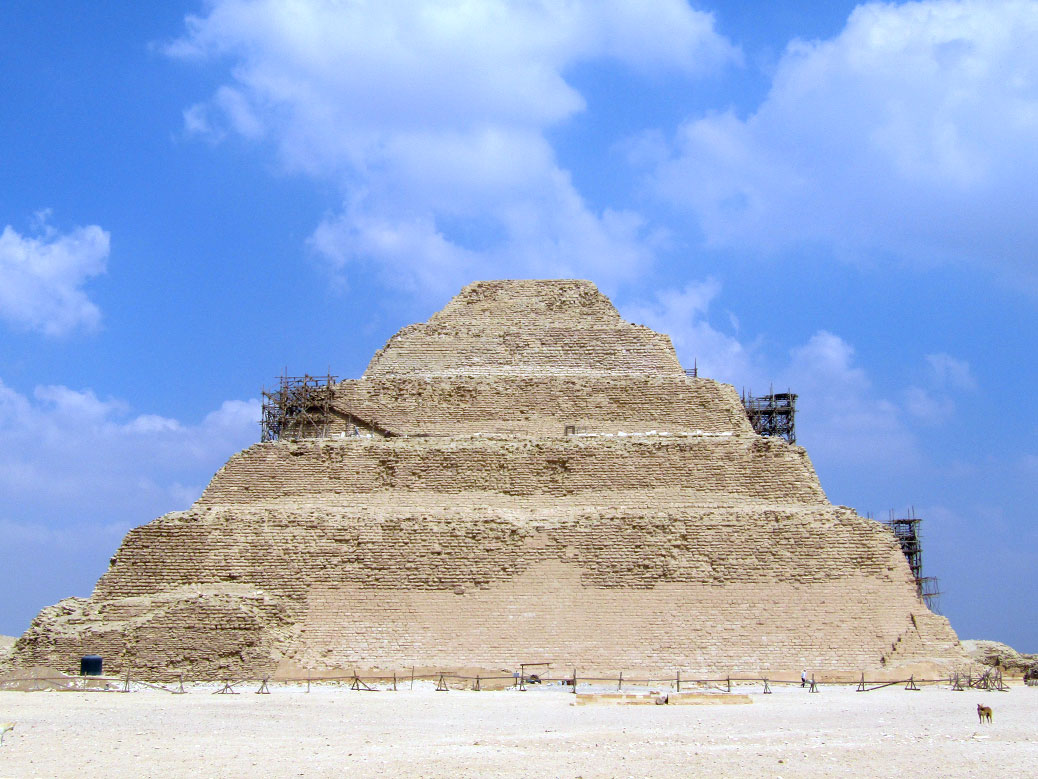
<box><xmin>925</xmin><ymin>352</ymin><xmax>977</xmax><ymax>391</ymax></box>
<box><xmin>0</xmin><ymin>213</ymin><xmax>109</xmax><ymax>336</ymax></box>
<box><xmin>623</xmin><ymin>287</ymin><xmax>920</xmax><ymax>475</ymax></box>
<box><xmin>168</xmin><ymin>0</ymin><xmax>737</xmax><ymax>294</ymax></box>
<box><xmin>625</xmin><ymin>280</ymin><xmax>921</xmax><ymax>473</ymax></box>
<box><xmin>650</xmin><ymin>0</ymin><xmax>1038</xmax><ymax>288</ymax></box>
<box><xmin>780</xmin><ymin>331</ymin><xmax>918</xmax><ymax>470</ymax></box>
<box><xmin>0</xmin><ymin>378</ymin><xmax>259</xmax><ymax>633</ymax></box>
<box><xmin>621</xmin><ymin>279</ymin><xmax>761</xmax><ymax>386</ymax></box>
<box><xmin>904</xmin><ymin>351</ymin><xmax>977</xmax><ymax>422</ymax></box>
<box><xmin>0</xmin><ymin>377</ymin><xmax>259</xmax><ymax>526</ymax></box>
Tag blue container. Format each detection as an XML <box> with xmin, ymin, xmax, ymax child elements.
<box><xmin>80</xmin><ymin>655</ymin><xmax>103</xmax><ymax>676</ymax></box>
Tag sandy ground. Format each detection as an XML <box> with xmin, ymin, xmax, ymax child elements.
<box><xmin>0</xmin><ymin>680</ymin><xmax>1034</xmax><ymax>777</ymax></box>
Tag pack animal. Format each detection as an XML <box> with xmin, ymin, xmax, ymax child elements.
<box><xmin>977</xmin><ymin>704</ymin><xmax>993</xmax><ymax>724</ymax></box>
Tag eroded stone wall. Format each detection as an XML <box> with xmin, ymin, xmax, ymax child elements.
<box><xmin>14</xmin><ymin>493</ymin><xmax>963</xmax><ymax>679</ymax></box>
<box><xmin>331</xmin><ymin>376</ymin><xmax>753</xmax><ymax>437</ymax></box>
<box><xmin>196</xmin><ymin>436</ymin><xmax>825</xmax><ymax>506</ymax></box>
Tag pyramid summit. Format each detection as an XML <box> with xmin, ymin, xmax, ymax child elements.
<box><xmin>364</xmin><ymin>279</ymin><xmax>684</xmax><ymax>378</ymax></box>
<box><xmin>11</xmin><ymin>279</ymin><xmax>965</xmax><ymax>679</ymax></box>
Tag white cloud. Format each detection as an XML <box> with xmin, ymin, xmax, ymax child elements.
<box><xmin>168</xmin><ymin>0</ymin><xmax>737</xmax><ymax>294</ymax></box>
<box><xmin>1021</xmin><ymin>453</ymin><xmax>1038</xmax><ymax>475</ymax></box>
<box><xmin>0</xmin><ymin>518</ymin><xmax>131</xmax><ymax>551</ymax></box>
<box><xmin>904</xmin><ymin>352</ymin><xmax>976</xmax><ymax>422</ymax></box>
<box><xmin>0</xmin><ymin>377</ymin><xmax>260</xmax><ymax>526</ymax></box>
<box><xmin>625</xmin><ymin>281</ymin><xmax>920</xmax><ymax>470</ymax></box>
<box><xmin>621</xmin><ymin>279</ymin><xmax>761</xmax><ymax>385</ymax></box>
<box><xmin>903</xmin><ymin>385</ymin><xmax>955</xmax><ymax>424</ymax></box>
<box><xmin>0</xmin><ymin>215</ymin><xmax>109</xmax><ymax>336</ymax></box>
<box><xmin>780</xmin><ymin>331</ymin><xmax>918</xmax><ymax>468</ymax></box>
<box><xmin>650</xmin><ymin>0</ymin><xmax>1038</xmax><ymax>289</ymax></box>
<box><xmin>925</xmin><ymin>352</ymin><xmax>977</xmax><ymax>391</ymax></box>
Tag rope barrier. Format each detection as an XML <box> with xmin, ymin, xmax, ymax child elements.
<box><xmin>2</xmin><ymin>669</ymin><xmax>997</xmax><ymax>695</ymax></box>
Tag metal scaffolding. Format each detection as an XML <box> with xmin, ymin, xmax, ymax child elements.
<box><xmin>742</xmin><ymin>388</ymin><xmax>797</xmax><ymax>444</ymax></box>
<box><xmin>883</xmin><ymin>508</ymin><xmax>941</xmax><ymax>613</ymax></box>
<box><xmin>261</xmin><ymin>373</ymin><xmax>338</xmax><ymax>442</ymax></box>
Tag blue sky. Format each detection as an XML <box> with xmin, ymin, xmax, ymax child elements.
<box><xmin>1</xmin><ymin>0</ymin><xmax>1035</xmax><ymax>651</ymax></box>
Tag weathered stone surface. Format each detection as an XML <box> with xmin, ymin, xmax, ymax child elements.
<box><xmin>961</xmin><ymin>640</ymin><xmax>1038</xmax><ymax>675</ymax></box>
<box><xmin>0</xmin><ymin>635</ymin><xmax>15</xmax><ymax>675</ymax></box>
<box><xmin>11</xmin><ymin>280</ymin><xmax>966</xmax><ymax>680</ymax></box>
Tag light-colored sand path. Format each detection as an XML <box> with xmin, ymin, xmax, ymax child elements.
<box><xmin>0</xmin><ymin>682</ymin><xmax>1034</xmax><ymax>777</ymax></box>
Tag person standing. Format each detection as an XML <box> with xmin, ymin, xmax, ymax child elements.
<box><xmin>801</xmin><ymin>669</ymin><xmax>807</xmax><ymax>688</ymax></box>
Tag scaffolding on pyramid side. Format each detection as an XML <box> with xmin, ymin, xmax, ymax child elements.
<box><xmin>884</xmin><ymin>508</ymin><xmax>942</xmax><ymax>613</ymax></box>
<box><xmin>742</xmin><ymin>387</ymin><xmax>797</xmax><ymax>444</ymax></box>
<box><xmin>261</xmin><ymin>372</ymin><xmax>338</xmax><ymax>442</ymax></box>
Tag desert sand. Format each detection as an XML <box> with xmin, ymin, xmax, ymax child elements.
<box><xmin>0</xmin><ymin>680</ymin><xmax>1034</xmax><ymax>777</ymax></box>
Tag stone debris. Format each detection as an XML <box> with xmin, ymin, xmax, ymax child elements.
<box><xmin>961</xmin><ymin>639</ymin><xmax>1038</xmax><ymax>675</ymax></box>
<box><xmin>10</xmin><ymin>280</ymin><xmax>966</xmax><ymax>681</ymax></box>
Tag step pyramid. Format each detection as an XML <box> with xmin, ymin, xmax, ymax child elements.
<box><xmin>12</xmin><ymin>280</ymin><xmax>965</xmax><ymax>680</ymax></box>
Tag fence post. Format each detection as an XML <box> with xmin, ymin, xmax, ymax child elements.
<box><xmin>410</xmin><ymin>666</ymin><xmax>415</xmax><ymax>691</ymax></box>
<box><xmin>676</xmin><ymin>670</ymin><xmax>681</xmax><ymax>693</ymax></box>
<box><xmin>306</xmin><ymin>672</ymin><xmax>311</xmax><ymax>694</ymax></box>
<box><xmin>393</xmin><ymin>672</ymin><xmax>397</xmax><ymax>692</ymax></box>
<box><xmin>572</xmin><ymin>668</ymin><xmax>577</xmax><ymax>694</ymax></box>
<box><xmin>618</xmin><ymin>671</ymin><xmax>623</xmax><ymax>692</ymax></box>
<box><xmin>124</xmin><ymin>668</ymin><xmax>131</xmax><ymax>693</ymax></box>
<box><xmin>727</xmin><ymin>675</ymin><xmax>731</xmax><ymax>694</ymax></box>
